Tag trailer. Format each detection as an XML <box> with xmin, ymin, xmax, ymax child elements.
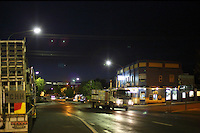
<box><xmin>91</xmin><ymin>88</ymin><xmax>133</xmax><ymax>111</ymax></box>
<box><xmin>0</xmin><ymin>39</ymin><xmax>37</xmax><ymax>132</ymax></box>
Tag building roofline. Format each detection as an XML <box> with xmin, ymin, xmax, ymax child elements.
<box><xmin>117</xmin><ymin>59</ymin><xmax>182</xmax><ymax>71</ymax></box>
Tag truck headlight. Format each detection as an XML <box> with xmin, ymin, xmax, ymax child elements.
<box><xmin>128</xmin><ymin>100</ymin><xmax>133</xmax><ymax>105</ymax></box>
<box><xmin>116</xmin><ymin>99</ymin><xmax>123</xmax><ymax>105</ymax></box>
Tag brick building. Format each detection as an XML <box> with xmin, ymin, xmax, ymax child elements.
<box><xmin>116</xmin><ymin>60</ymin><xmax>183</xmax><ymax>104</ymax></box>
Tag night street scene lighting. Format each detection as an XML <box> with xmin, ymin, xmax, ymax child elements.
<box><xmin>104</xmin><ymin>60</ymin><xmax>112</xmax><ymax>66</ymax></box>
<box><xmin>1</xmin><ymin>2</ymin><xmax>200</xmax><ymax>133</ymax></box>
<box><xmin>8</xmin><ymin>27</ymin><xmax>41</xmax><ymax>40</ymax></box>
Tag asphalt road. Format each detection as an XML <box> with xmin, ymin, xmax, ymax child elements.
<box><xmin>31</xmin><ymin>101</ymin><xmax>93</xmax><ymax>133</ymax></box>
<box><xmin>31</xmin><ymin>101</ymin><xmax>200</xmax><ymax>133</ymax></box>
<box><xmin>66</xmin><ymin>101</ymin><xmax>200</xmax><ymax>133</ymax></box>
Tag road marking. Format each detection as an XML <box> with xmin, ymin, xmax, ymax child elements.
<box><xmin>73</xmin><ymin>115</ymin><xmax>98</xmax><ymax>133</ymax></box>
<box><xmin>90</xmin><ymin>123</ymin><xmax>95</xmax><ymax>126</ymax></box>
<box><xmin>104</xmin><ymin>129</ymin><xmax>112</xmax><ymax>133</ymax></box>
<box><xmin>59</xmin><ymin>102</ymin><xmax>98</xmax><ymax>133</ymax></box>
<box><xmin>152</xmin><ymin>121</ymin><xmax>173</xmax><ymax>126</ymax></box>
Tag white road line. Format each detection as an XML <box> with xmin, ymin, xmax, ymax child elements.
<box><xmin>59</xmin><ymin>102</ymin><xmax>98</xmax><ymax>133</ymax></box>
<box><xmin>73</xmin><ymin>115</ymin><xmax>98</xmax><ymax>133</ymax></box>
<box><xmin>152</xmin><ymin>121</ymin><xmax>173</xmax><ymax>126</ymax></box>
<box><xmin>90</xmin><ymin>123</ymin><xmax>95</xmax><ymax>126</ymax></box>
<box><xmin>104</xmin><ymin>129</ymin><xmax>112</xmax><ymax>133</ymax></box>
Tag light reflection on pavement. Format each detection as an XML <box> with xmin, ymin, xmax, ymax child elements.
<box><xmin>61</xmin><ymin>101</ymin><xmax>200</xmax><ymax>133</ymax></box>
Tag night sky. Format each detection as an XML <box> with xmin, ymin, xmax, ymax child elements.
<box><xmin>0</xmin><ymin>1</ymin><xmax>200</xmax><ymax>82</ymax></box>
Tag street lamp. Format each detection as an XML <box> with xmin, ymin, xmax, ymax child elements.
<box><xmin>104</xmin><ymin>60</ymin><xmax>124</xmax><ymax>88</ymax></box>
<box><xmin>72</xmin><ymin>78</ymin><xmax>80</xmax><ymax>82</ymax></box>
<box><xmin>35</xmin><ymin>71</ymin><xmax>40</xmax><ymax>75</ymax></box>
<box><xmin>8</xmin><ymin>27</ymin><xmax>42</xmax><ymax>40</ymax></box>
<box><xmin>105</xmin><ymin>60</ymin><xmax>112</xmax><ymax>66</ymax></box>
<box><xmin>104</xmin><ymin>60</ymin><xmax>123</xmax><ymax>68</ymax></box>
<box><xmin>35</xmin><ymin>71</ymin><xmax>40</xmax><ymax>79</ymax></box>
<box><xmin>33</xmin><ymin>28</ymin><xmax>41</xmax><ymax>34</ymax></box>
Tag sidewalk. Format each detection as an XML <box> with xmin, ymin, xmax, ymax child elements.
<box><xmin>129</xmin><ymin>101</ymin><xmax>200</xmax><ymax>115</ymax></box>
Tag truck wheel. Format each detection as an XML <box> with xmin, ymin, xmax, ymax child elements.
<box><xmin>112</xmin><ymin>105</ymin><xmax>114</xmax><ymax>111</ymax></box>
<box><xmin>92</xmin><ymin>102</ymin><xmax>95</xmax><ymax>108</ymax></box>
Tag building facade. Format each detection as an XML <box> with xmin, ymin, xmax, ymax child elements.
<box><xmin>116</xmin><ymin>60</ymin><xmax>184</xmax><ymax>104</ymax></box>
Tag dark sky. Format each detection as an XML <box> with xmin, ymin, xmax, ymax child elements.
<box><xmin>0</xmin><ymin>1</ymin><xmax>200</xmax><ymax>82</ymax></box>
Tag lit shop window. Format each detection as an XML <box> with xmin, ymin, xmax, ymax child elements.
<box><xmin>172</xmin><ymin>91</ymin><xmax>177</xmax><ymax>100</ymax></box>
<box><xmin>149</xmin><ymin>94</ymin><xmax>153</xmax><ymax>100</ymax></box>
<box><xmin>197</xmin><ymin>91</ymin><xmax>200</xmax><ymax>97</ymax></box>
<box><xmin>140</xmin><ymin>92</ymin><xmax>145</xmax><ymax>100</ymax></box>
<box><xmin>189</xmin><ymin>91</ymin><xmax>194</xmax><ymax>97</ymax></box>
<box><xmin>182</xmin><ymin>92</ymin><xmax>186</xmax><ymax>99</ymax></box>
<box><xmin>166</xmin><ymin>89</ymin><xmax>171</xmax><ymax>100</ymax></box>
<box><xmin>153</xmin><ymin>94</ymin><xmax>157</xmax><ymax>100</ymax></box>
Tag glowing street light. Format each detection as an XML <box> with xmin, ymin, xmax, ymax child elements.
<box><xmin>35</xmin><ymin>71</ymin><xmax>40</xmax><ymax>75</ymax></box>
<box><xmin>8</xmin><ymin>27</ymin><xmax>42</xmax><ymax>40</ymax></box>
<box><xmin>33</xmin><ymin>27</ymin><xmax>41</xmax><ymax>34</ymax></box>
<box><xmin>105</xmin><ymin>60</ymin><xmax>112</xmax><ymax>66</ymax></box>
<box><xmin>72</xmin><ymin>78</ymin><xmax>80</xmax><ymax>82</ymax></box>
<box><xmin>104</xmin><ymin>60</ymin><xmax>123</xmax><ymax>68</ymax></box>
<box><xmin>104</xmin><ymin>60</ymin><xmax>112</xmax><ymax>66</ymax></box>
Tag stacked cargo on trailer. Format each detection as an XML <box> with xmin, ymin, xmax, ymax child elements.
<box><xmin>0</xmin><ymin>39</ymin><xmax>37</xmax><ymax>133</ymax></box>
<box><xmin>91</xmin><ymin>88</ymin><xmax>133</xmax><ymax>111</ymax></box>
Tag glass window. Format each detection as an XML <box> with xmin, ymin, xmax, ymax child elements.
<box><xmin>149</xmin><ymin>94</ymin><xmax>153</xmax><ymax>100</ymax></box>
<box><xmin>166</xmin><ymin>89</ymin><xmax>171</xmax><ymax>100</ymax></box>
<box><xmin>169</xmin><ymin>74</ymin><xmax>175</xmax><ymax>82</ymax></box>
<box><xmin>189</xmin><ymin>91</ymin><xmax>194</xmax><ymax>97</ymax></box>
<box><xmin>172</xmin><ymin>91</ymin><xmax>177</xmax><ymax>100</ymax></box>
<box><xmin>197</xmin><ymin>91</ymin><xmax>200</xmax><ymax>97</ymax></box>
<box><xmin>140</xmin><ymin>91</ymin><xmax>145</xmax><ymax>100</ymax></box>
<box><xmin>153</xmin><ymin>94</ymin><xmax>157</xmax><ymax>100</ymax></box>
<box><xmin>182</xmin><ymin>92</ymin><xmax>186</xmax><ymax>98</ymax></box>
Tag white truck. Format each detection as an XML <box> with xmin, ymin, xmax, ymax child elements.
<box><xmin>0</xmin><ymin>39</ymin><xmax>37</xmax><ymax>132</ymax></box>
<box><xmin>91</xmin><ymin>88</ymin><xmax>133</xmax><ymax>111</ymax></box>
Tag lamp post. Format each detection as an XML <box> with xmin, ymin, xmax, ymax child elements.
<box><xmin>35</xmin><ymin>71</ymin><xmax>40</xmax><ymax>79</ymax></box>
<box><xmin>8</xmin><ymin>27</ymin><xmax>41</xmax><ymax>40</ymax></box>
<box><xmin>72</xmin><ymin>78</ymin><xmax>80</xmax><ymax>94</ymax></box>
<box><xmin>104</xmin><ymin>60</ymin><xmax>124</xmax><ymax>89</ymax></box>
<box><xmin>104</xmin><ymin>60</ymin><xmax>123</xmax><ymax>68</ymax></box>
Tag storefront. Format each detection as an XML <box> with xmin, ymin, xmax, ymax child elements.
<box><xmin>179</xmin><ymin>85</ymin><xmax>194</xmax><ymax>101</ymax></box>
<box><xmin>145</xmin><ymin>87</ymin><xmax>165</xmax><ymax>104</ymax></box>
<box><xmin>128</xmin><ymin>87</ymin><xmax>166</xmax><ymax>104</ymax></box>
<box><xmin>166</xmin><ymin>87</ymin><xmax>178</xmax><ymax>101</ymax></box>
<box><xmin>127</xmin><ymin>87</ymin><xmax>146</xmax><ymax>105</ymax></box>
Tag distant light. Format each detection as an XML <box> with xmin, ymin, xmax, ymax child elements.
<box><xmin>143</xmin><ymin>111</ymin><xmax>147</xmax><ymax>115</ymax></box>
<box><xmin>76</xmin><ymin>78</ymin><xmax>80</xmax><ymax>81</ymax></box>
<box><xmin>51</xmin><ymin>39</ymin><xmax>54</xmax><ymax>43</ymax></box>
<box><xmin>35</xmin><ymin>71</ymin><xmax>39</xmax><ymax>75</ymax></box>
<box><xmin>33</xmin><ymin>27</ymin><xmax>41</xmax><ymax>34</ymax></box>
<box><xmin>51</xmin><ymin>88</ymin><xmax>53</xmax><ymax>90</ymax></box>
<box><xmin>62</xmin><ymin>40</ymin><xmax>66</xmax><ymax>43</ymax></box>
<box><xmin>72</xmin><ymin>79</ymin><xmax>75</xmax><ymax>82</ymax></box>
